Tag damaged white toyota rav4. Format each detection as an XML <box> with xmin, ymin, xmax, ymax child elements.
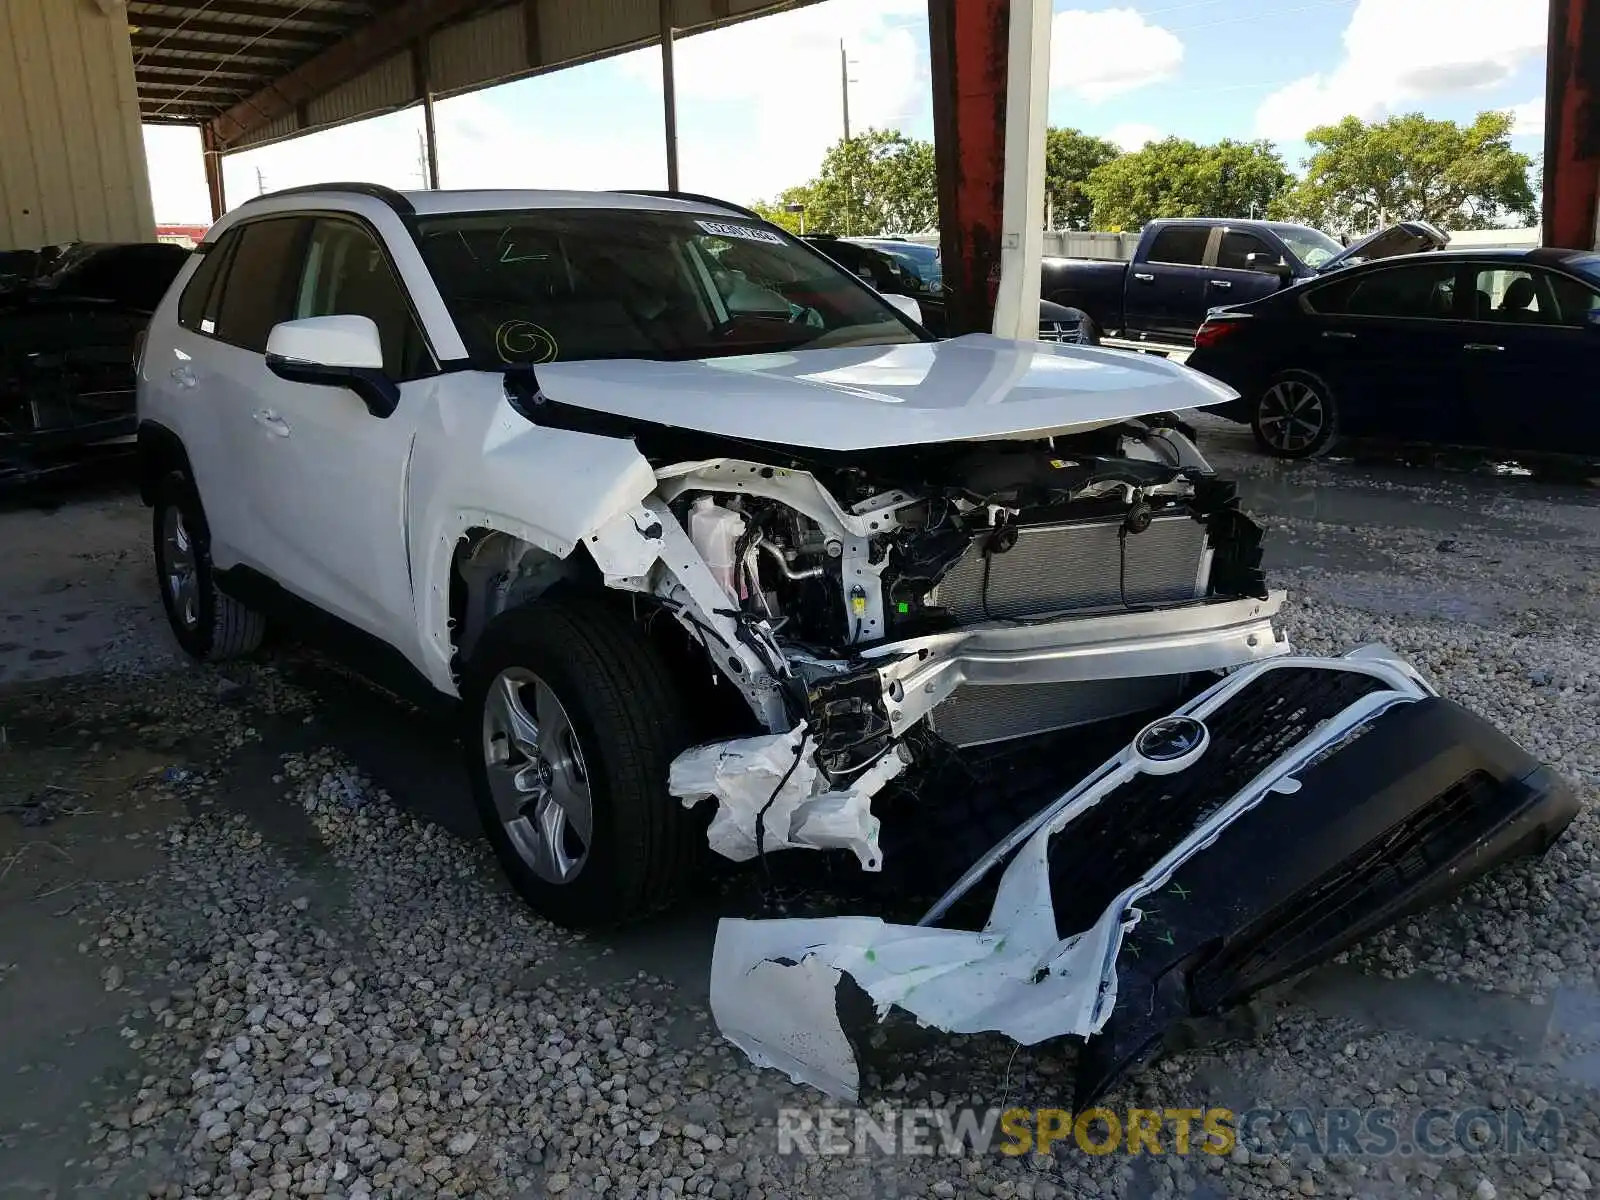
<box><xmin>138</xmin><ymin>185</ymin><xmax>1576</xmax><ymax>1104</ymax></box>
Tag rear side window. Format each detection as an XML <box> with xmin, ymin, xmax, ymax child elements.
<box><xmin>213</xmin><ymin>218</ymin><xmax>310</xmax><ymax>352</ymax></box>
<box><xmin>1146</xmin><ymin>226</ymin><xmax>1209</xmax><ymax>266</ymax></box>
<box><xmin>178</xmin><ymin>234</ymin><xmax>236</xmax><ymax>333</ymax></box>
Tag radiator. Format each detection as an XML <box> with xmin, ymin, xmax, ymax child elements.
<box><xmin>931</xmin><ymin>513</ymin><xmax>1210</xmax><ymax>623</ymax></box>
<box><xmin>929</xmin><ymin>676</ymin><xmax>1190</xmax><ymax>748</ymax></box>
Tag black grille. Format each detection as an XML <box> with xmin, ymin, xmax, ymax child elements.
<box><xmin>1049</xmin><ymin>666</ymin><xmax>1387</xmax><ymax>936</ymax></box>
<box><xmin>1188</xmin><ymin>771</ymin><xmax>1500</xmax><ymax>1008</ymax></box>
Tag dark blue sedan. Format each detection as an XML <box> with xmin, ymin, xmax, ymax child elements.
<box><xmin>1187</xmin><ymin>248</ymin><xmax>1600</xmax><ymax>458</ymax></box>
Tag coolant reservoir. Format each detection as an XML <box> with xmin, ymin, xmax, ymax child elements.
<box><xmin>688</xmin><ymin>496</ymin><xmax>745</xmax><ymax>602</ymax></box>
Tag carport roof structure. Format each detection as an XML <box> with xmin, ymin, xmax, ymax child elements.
<box><xmin>130</xmin><ymin>0</ymin><xmax>821</xmax><ymax>150</ymax></box>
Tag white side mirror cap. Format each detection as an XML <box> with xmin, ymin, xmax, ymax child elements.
<box><xmin>881</xmin><ymin>293</ymin><xmax>923</xmax><ymax>324</ymax></box>
<box><xmin>266</xmin><ymin>315</ymin><xmax>383</xmax><ymax>370</ymax></box>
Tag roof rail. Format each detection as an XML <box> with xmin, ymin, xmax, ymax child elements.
<box><xmin>245</xmin><ymin>182</ymin><xmax>414</xmax><ymax>217</ymax></box>
<box><xmin>611</xmin><ymin>189</ymin><xmax>768</xmax><ymax>223</ymax></box>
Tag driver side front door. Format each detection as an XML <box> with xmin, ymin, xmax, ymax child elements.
<box><xmin>248</xmin><ymin>216</ymin><xmax>436</xmax><ymax>655</ymax></box>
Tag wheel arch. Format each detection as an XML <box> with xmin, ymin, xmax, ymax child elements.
<box><xmin>137</xmin><ymin>420</ymin><xmax>193</xmax><ymax>508</ymax></box>
<box><xmin>446</xmin><ymin>522</ymin><xmax>769</xmax><ymax>741</ymax></box>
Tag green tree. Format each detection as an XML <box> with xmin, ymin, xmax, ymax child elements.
<box><xmin>759</xmin><ymin>129</ymin><xmax>937</xmax><ymax>237</ymax></box>
<box><xmin>1274</xmin><ymin>112</ymin><xmax>1537</xmax><ymax>235</ymax></box>
<box><xmin>1044</xmin><ymin>128</ymin><xmax>1121</xmax><ymax>230</ymax></box>
<box><xmin>1083</xmin><ymin>138</ymin><xmax>1291</xmax><ymax>231</ymax></box>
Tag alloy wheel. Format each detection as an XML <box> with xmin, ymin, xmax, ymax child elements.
<box><xmin>1257</xmin><ymin>380</ymin><xmax>1327</xmax><ymax>454</ymax></box>
<box><xmin>481</xmin><ymin>668</ymin><xmax>594</xmax><ymax>885</ymax></box>
<box><xmin>161</xmin><ymin>506</ymin><xmax>199</xmax><ymax>630</ymax></box>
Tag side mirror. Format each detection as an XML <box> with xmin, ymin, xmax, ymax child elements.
<box><xmin>265</xmin><ymin>315</ymin><xmax>398</xmax><ymax>419</ymax></box>
<box><xmin>1245</xmin><ymin>251</ymin><xmax>1291</xmax><ymax>277</ymax></box>
<box><xmin>880</xmin><ymin>292</ymin><xmax>923</xmax><ymax>324</ymax></box>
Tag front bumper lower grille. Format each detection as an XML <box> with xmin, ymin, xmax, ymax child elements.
<box><xmin>928</xmin><ymin>675</ymin><xmax>1189</xmax><ymax>748</ymax></box>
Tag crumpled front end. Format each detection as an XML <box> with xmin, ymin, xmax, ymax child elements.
<box><xmin>708</xmin><ymin>648</ymin><xmax>1578</xmax><ymax>1104</ymax></box>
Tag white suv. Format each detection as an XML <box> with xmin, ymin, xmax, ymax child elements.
<box><xmin>134</xmin><ymin>188</ymin><xmax>1567</xmax><ymax>1026</ymax></box>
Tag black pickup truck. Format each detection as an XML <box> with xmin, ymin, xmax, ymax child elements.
<box><xmin>1042</xmin><ymin>218</ymin><xmax>1447</xmax><ymax>345</ymax></box>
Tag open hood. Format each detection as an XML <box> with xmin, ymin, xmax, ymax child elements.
<box><xmin>532</xmin><ymin>334</ymin><xmax>1237</xmax><ymax>453</ymax></box>
<box><xmin>1315</xmin><ymin>220</ymin><xmax>1449</xmax><ymax>274</ymax></box>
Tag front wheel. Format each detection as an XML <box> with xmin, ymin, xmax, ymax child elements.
<box><xmin>1251</xmin><ymin>370</ymin><xmax>1339</xmax><ymax>459</ymax></box>
<box><xmin>461</xmin><ymin>599</ymin><xmax>702</xmax><ymax>929</ymax></box>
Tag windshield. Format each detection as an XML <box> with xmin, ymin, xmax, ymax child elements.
<box><xmin>415</xmin><ymin>209</ymin><xmax>924</xmax><ymax>366</ymax></box>
<box><xmin>1276</xmin><ymin>225</ymin><xmax>1343</xmax><ymax>269</ymax></box>
<box><xmin>858</xmin><ymin>240</ymin><xmax>943</xmax><ymax>291</ymax></box>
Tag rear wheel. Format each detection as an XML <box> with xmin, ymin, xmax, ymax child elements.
<box><xmin>1252</xmin><ymin>370</ymin><xmax>1339</xmax><ymax>459</ymax></box>
<box><xmin>152</xmin><ymin>472</ymin><xmax>265</xmax><ymax>661</ymax></box>
<box><xmin>461</xmin><ymin>599</ymin><xmax>701</xmax><ymax>929</ymax></box>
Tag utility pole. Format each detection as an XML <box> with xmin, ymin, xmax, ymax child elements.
<box><xmin>840</xmin><ymin>39</ymin><xmax>851</xmax><ymax>142</ymax></box>
<box><xmin>255</xmin><ymin>167</ymin><xmax>266</xmax><ymax>196</ymax></box>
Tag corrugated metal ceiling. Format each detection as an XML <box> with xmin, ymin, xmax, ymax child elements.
<box><xmin>130</xmin><ymin>0</ymin><xmax>823</xmax><ymax>151</ymax></box>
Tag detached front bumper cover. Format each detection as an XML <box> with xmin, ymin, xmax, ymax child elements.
<box><xmin>710</xmin><ymin>647</ymin><xmax>1578</xmax><ymax>1104</ymax></box>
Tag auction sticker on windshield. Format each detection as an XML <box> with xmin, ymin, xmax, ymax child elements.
<box><xmin>697</xmin><ymin>220</ymin><xmax>785</xmax><ymax>244</ymax></box>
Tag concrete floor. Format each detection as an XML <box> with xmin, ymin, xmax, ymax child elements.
<box><xmin>1</xmin><ymin>423</ymin><xmax>1597</xmax><ymax>1198</ymax></box>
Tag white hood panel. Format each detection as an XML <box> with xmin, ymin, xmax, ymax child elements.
<box><xmin>535</xmin><ymin>334</ymin><xmax>1237</xmax><ymax>452</ymax></box>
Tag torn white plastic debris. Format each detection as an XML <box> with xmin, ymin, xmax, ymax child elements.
<box><xmin>669</xmin><ymin>725</ymin><xmax>903</xmax><ymax>871</ymax></box>
<box><xmin>709</xmin><ymin>653</ymin><xmax>1434</xmax><ymax>1101</ymax></box>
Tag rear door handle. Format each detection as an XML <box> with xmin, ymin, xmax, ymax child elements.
<box><xmin>1322</xmin><ymin>330</ymin><xmax>1357</xmax><ymax>340</ymax></box>
<box><xmin>1132</xmin><ymin>272</ymin><xmax>1155</xmax><ymax>283</ymax></box>
<box><xmin>1209</xmin><ymin>279</ymin><xmax>1232</xmax><ymax>289</ymax></box>
<box><xmin>170</xmin><ymin>366</ymin><xmax>197</xmax><ymax>389</ymax></box>
<box><xmin>1464</xmin><ymin>343</ymin><xmax>1504</xmax><ymax>352</ymax></box>
<box><xmin>252</xmin><ymin>408</ymin><xmax>291</xmax><ymax>437</ymax></box>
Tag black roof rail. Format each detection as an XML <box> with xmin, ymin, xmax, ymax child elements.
<box><xmin>611</xmin><ymin>189</ymin><xmax>768</xmax><ymax>223</ymax></box>
<box><xmin>244</xmin><ymin>182</ymin><xmax>415</xmax><ymax>217</ymax></box>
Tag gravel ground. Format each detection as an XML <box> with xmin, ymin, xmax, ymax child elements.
<box><xmin>2</xmin><ymin>431</ymin><xmax>1598</xmax><ymax>1199</ymax></box>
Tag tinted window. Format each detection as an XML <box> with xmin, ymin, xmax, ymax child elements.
<box><xmin>178</xmin><ymin>234</ymin><xmax>236</xmax><ymax>333</ymax></box>
<box><xmin>1146</xmin><ymin>226</ymin><xmax>1208</xmax><ymax>266</ymax></box>
<box><xmin>1216</xmin><ymin>230</ymin><xmax>1274</xmax><ymax>271</ymax></box>
<box><xmin>1548</xmin><ymin>272</ymin><xmax>1600</xmax><ymax>325</ymax></box>
<box><xmin>1307</xmin><ymin>264</ymin><xmax>1459</xmax><ymax>318</ymax></box>
<box><xmin>294</xmin><ymin>218</ymin><xmax>430</xmax><ymax>379</ymax></box>
<box><xmin>214</xmin><ymin>218</ymin><xmax>308</xmax><ymax>352</ymax></box>
<box><xmin>416</xmin><ymin>210</ymin><xmax>920</xmax><ymax>366</ymax></box>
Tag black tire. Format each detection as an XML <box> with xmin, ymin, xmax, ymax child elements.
<box><xmin>461</xmin><ymin>598</ymin><xmax>701</xmax><ymax>929</ymax></box>
<box><xmin>152</xmin><ymin>471</ymin><xmax>266</xmax><ymax>661</ymax></box>
<box><xmin>1076</xmin><ymin>311</ymin><xmax>1103</xmax><ymax>345</ymax></box>
<box><xmin>1251</xmin><ymin>369</ymin><xmax>1339</xmax><ymax>459</ymax></box>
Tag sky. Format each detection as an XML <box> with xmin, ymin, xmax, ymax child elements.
<box><xmin>141</xmin><ymin>0</ymin><xmax>1551</xmax><ymax>226</ymax></box>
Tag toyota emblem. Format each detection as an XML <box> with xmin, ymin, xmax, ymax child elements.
<box><xmin>1132</xmin><ymin>715</ymin><xmax>1209</xmax><ymax>773</ymax></box>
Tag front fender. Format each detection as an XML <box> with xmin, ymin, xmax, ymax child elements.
<box><xmin>407</xmin><ymin>376</ymin><xmax>658</xmax><ymax>689</ymax></box>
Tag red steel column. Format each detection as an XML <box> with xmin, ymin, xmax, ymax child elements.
<box><xmin>929</xmin><ymin>0</ymin><xmax>1009</xmax><ymax>336</ymax></box>
<box><xmin>1543</xmin><ymin>0</ymin><xmax>1600</xmax><ymax>250</ymax></box>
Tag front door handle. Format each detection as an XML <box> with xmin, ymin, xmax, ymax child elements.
<box><xmin>1463</xmin><ymin>343</ymin><xmax>1505</xmax><ymax>352</ymax></box>
<box><xmin>1322</xmin><ymin>330</ymin><xmax>1357</xmax><ymax>340</ymax></box>
<box><xmin>170</xmin><ymin>366</ymin><xmax>197</xmax><ymax>389</ymax></box>
<box><xmin>252</xmin><ymin>408</ymin><xmax>291</xmax><ymax>437</ymax></box>
<box><xmin>1209</xmin><ymin>279</ymin><xmax>1232</xmax><ymax>289</ymax></box>
<box><xmin>1132</xmin><ymin>272</ymin><xmax>1155</xmax><ymax>283</ymax></box>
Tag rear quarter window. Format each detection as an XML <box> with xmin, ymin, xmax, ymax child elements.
<box><xmin>178</xmin><ymin>235</ymin><xmax>234</xmax><ymax>333</ymax></box>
